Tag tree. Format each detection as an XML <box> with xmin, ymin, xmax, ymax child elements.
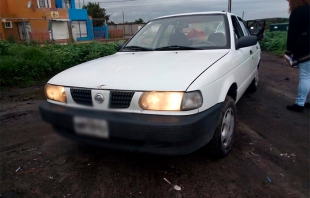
<box><xmin>134</xmin><ymin>18</ymin><xmax>144</xmax><ymax>24</ymax></box>
<box><xmin>82</xmin><ymin>2</ymin><xmax>110</xmax><ymax>27</ymax></box>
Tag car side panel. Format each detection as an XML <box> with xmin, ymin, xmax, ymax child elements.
<box><xmin>187</xmin><ymin>52</ymin><xmax>240</xmax><ymax>111</ymax></box>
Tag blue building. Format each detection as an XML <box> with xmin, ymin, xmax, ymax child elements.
<box><xmin>55</xmin><ymin>0</ymin><xmax>93</xmax><ymax>41</ymax></box>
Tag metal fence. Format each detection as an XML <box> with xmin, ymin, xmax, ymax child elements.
<box><xmin>29</xmin><ymin>32</ymin><xmax>50</xmax><ymax>43</ymax></box>
<box><xmin>93</xmin><ymin>28</ymin><xmax>124</xmax><ymax>39</ymax></box>
<box><xmin>109</xmin><ymin>23</ymin><xmax>145</xmax><ymax>37</ymax></box>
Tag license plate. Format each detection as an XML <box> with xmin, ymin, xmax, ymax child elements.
<box><xmin>74</xmin><ymin>117</ymin><xmax>109</xmax><ymax>139</ymax></box>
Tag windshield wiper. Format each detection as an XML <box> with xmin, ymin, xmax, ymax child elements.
<box><xmin>122</xmin><ymin>46</ymin><xmax>153</xmax><ymax>51</ymax></box>
<box><xmin>154</xmin><ymin>45</ymin><xmax>203</xmax><ymax>51</ymax></box>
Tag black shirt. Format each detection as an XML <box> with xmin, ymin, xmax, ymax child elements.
<box><xmin>286</xmin><ymin>3</ymin><xmax>310</xmax><ymax>63</ymax></box>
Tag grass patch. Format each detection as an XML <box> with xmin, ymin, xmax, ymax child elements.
<box><xmin>259</xmin><ymin>31</ymin><xmax>287</xmax><ymax>56</ymax></box>
<box><xmin>0</xmin><ymin>41</ymin><xmax>120</xmax><ymax>87</ymax></box>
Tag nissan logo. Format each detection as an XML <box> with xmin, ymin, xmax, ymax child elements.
<box><xmin>94</xmin><ymin>94</ymin><xmax>105</xmax><ymax>104</ymax></box>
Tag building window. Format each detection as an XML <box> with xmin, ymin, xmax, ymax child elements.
<box><xmin>72</xmin><ymin>21</ymin><xmax>88</xmax><ymax>38</ymax></box>
<box><xmin>62</xmin><ymin>0</ymin><xmax>71</xmax><ymax>8</ymax></box>
<box><xmin>4</xmin><ymin>21</ymin><xmax>13</xmax><ymax>28</ymax></box>
<box><xmin>37</xmin><ymin>0</ymin><xmax>51</xmax><ymax>8</ymax></box>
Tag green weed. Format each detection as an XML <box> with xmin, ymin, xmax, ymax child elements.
<box><xmin>260</xmin><ymin>31</ymin><xmax>287</xmax><ymax>56</ymax></box>
<box><xmin>0</xmin><ymin>41</ymin><xmax>120</xmax><ymax>87</ymax></box>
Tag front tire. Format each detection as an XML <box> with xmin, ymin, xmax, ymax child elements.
<box><xmin>206</xmin><ymin>96</ymin><xmax>236</xmax><ymax>159</ymax></box>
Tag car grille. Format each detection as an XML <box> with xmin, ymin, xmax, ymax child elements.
<box><xmin>109</xmin><ymin>91</ymin><xmax>135</xmax><ymax>109</ymax></box>
<box><xmin>70</xmin><ymin>88</ymin><xmax>93</xmax><ymax>106</ymax></box>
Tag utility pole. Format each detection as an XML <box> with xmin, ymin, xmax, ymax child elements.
<box><xmin>228</xmin><ymin>0</ymin><xmax>231</xmax><ymax>12</ymax></box>
<box><xmin>242</xmin><ymin>11</ymin><xmax>244</xmax><ymax>20</ymax></box>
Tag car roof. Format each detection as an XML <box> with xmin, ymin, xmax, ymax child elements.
<box><xmin>153</xmin><ymin>11</ymin><xmax>229</xmax><ymax>20</ymax></box>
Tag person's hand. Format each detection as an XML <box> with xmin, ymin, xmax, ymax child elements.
<box><xmin>284</xmin><ymin>54</ymin><xmax>294</xmax><ymax>66</ymax></box>
<box><xmin>285</xmin><ymin>51</ymin><xmax>293</xmax><ymax>57</ymax></box>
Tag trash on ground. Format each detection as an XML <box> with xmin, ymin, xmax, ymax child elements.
<box><xmin>17</xmin><ymin>168</ymin><xmax>44</xmax><ymax>175</ymax></box>
<box><xmin>280</xmin><ymin>153</ymin><xmax>296</xmax><ymax>162</ymax></box>
<box><xmin>163</xmin><ymin>178</ymin><xmax>182</xmax><ymax>191</ymax></box>
<box><xmin>266</xmin><ymin>176</ymin><xmax>272</xmax><ymax>182</ymax></box>
<box><xmin>15</xmin><ymin>167</ymin><xmax>21</xmax><ymax>172</ymax></box>
<box><xmin>22</xmin><ymin>95</ymin><xmax>35</xmax><ymax>101</ymax></box>
<box><xmin>27</xmin><ymin>148</ymin><xmax>37</xmax><ymax>152</ymax></box>
<box><xmin>249</xmin><ymin>151</ymin><xmax>259</xmax><ymax>156</ymax></box>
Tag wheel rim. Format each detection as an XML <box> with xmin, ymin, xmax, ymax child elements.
<box><xmin>255</xmin><ymin>69</ymin><xmax>259</xmax><ymax>87</ymax></box>
<box><xmin>221</xmin><ymin>107</ymin><xmax>235</xmax><ymax>149</ymax></box>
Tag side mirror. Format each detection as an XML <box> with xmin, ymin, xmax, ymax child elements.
<box><xmin>236</xmin><ymin>36</ymin><xmax>257</xmax><ymax>49</ymax></box>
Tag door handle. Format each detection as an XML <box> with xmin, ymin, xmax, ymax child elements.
<box><xmin>250</xmin><ymin>50</ymin><xmax>253</xmax><ymax>55</ymax></box>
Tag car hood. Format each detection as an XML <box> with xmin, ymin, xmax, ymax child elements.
<box><xmin>48</xmin><ymin>50</ymin><xmax>229</xmax><ymax>91</ymax></box>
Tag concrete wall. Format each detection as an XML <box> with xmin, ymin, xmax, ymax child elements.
<box><xmin>68</xmin><ymin>8</ymin><xmax>94</xmax><ymax>41</ymax></box>
<box><xmin>0</xmin><ymin>0</ymin><xmax>69</xmax><ymax>41</ymax></box>
<box><xmin>108</xmin><ymin>24</ymin><xmax>145</xmax><ymax>36</ymax></box>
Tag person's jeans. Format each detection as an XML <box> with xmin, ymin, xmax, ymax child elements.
<box><xmin>295</xmin><ymin>59</ymin><xmax>310</xmax><ymax>106</ymax></box>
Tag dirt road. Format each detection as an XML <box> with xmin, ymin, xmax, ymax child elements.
<box><xmin>0</xmin><ymin>52</ymin><xmax>309</xmax><ymax>198</ymax></box>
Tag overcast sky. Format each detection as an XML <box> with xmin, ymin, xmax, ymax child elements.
<box><xmin>76</xmin><ymin>0</ymin><xmax>290</xmax><ymax>23</ymax></box>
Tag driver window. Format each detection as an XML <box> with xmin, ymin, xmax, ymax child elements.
<box><xmin>231</xmin><ymin>16</ymin><xmax>244</xmax><ymax>39</ymax></box>
<box><xmin>238</xmin><ymin>19</ymin><xmax>250</xmax><ymax>36</ymax></box>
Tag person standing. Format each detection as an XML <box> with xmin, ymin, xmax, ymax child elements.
<box><xmin>285</xmin><ymin>0</ymin><xmax>310</xmax><ymax>112</ymax></box>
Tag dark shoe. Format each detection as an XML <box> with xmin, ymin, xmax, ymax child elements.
<box><xmin>287</xmin><ymin>104</ymin><xmax>304</xmax><ymax>112</ymax></box>
<box><xmin>305</xmin><ymin>102</ymin><xmax>310</xmax><ymax>109</ymax></box>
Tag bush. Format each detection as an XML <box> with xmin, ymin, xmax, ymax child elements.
<box><xmin>0</xmin><ymin>40</ymin><xmax>10</xmax><ymax>55</ymax></box>
<box><xmin>0</xmin><ymin>41</ymin><xmax>120</xmax><ymax>87</ymax></box>
<box><xmin>260</xmin><ymin>31</ymin><xmax>287</xmax><ymax>56</ymax></box>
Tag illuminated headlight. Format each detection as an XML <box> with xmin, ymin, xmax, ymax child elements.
<box><xmin>45</xmin><ymin>84</ymin><xmax>67</xmax><ymax>103</ymax></box>
<box><xmin>138</xmin><ymin>91</ymin><xmax>202</xmax><ymax>111</ymax></box>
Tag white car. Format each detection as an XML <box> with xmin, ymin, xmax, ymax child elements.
<box><xmin>40</xmin><ymin>12</ymin><xmax>263</xmax><ymax>158</ymax></box>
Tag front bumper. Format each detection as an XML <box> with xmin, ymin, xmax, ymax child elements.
<box><xmin>39</xmin><ymin>101</ymin><xmax>222</xmax><ymax>155</ymax></box>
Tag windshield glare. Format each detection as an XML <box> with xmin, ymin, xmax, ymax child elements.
<box><xmin>123</xmin><ymin>14</ymin><xmax>229</xmax><ymax>51</ymax></box>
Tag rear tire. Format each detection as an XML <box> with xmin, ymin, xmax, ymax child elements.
<box><xmin>206</xmin><ymin>96</ymin><xmax>236</xmax><ymax>159</ymax></box>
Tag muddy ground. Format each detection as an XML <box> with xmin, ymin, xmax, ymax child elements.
<box><xmin>0</xmin><ymin>52</ymin><xmax>309</xmax><ymax>198</ymax></box>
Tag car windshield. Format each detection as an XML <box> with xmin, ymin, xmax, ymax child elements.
<box><xmin>122</xmin><ymin>14</ymin><xmax>229</xmax><ymax>52</ymax></box>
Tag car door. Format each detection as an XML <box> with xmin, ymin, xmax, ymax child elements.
<box><xmin>230</xmin><ymin>15</ymin><xmax>256</xmax><ymax>96</ymax></box>
<box><xmin>238</xmin><ymin>17</ymin><xmax>260</xmax><ymax>78</ymax></box>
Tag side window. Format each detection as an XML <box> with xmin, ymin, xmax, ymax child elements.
<box><xmin>231</xmin><ymin>16</ymin><xmax>244</xmax><ymax>39</ymax></box>
<box><xmin>239</xmin><ymin>20</ymin><xmax>250</xmax><ymax>36</ymax></box>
